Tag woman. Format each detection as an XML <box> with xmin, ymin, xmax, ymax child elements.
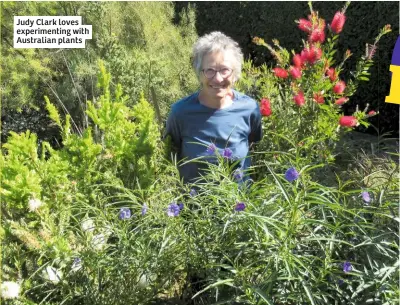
<box><xmin>165</xmin><ymin>31</ymin><xmax>263</xmax><ymax>184</ymax></box>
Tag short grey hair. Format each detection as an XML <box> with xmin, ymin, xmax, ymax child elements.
<box><xmin>192</xmin><ymin>31</ymin><xmax>243</xmax><ymax>83</ymax></box>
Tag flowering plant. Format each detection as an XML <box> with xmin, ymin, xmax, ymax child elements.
<box><xmin>238</xmin><ymin>2</ymin><xmax>392</xmax><ymax>169</ymax></box>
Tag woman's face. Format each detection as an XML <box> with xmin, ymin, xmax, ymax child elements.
<box><xmin>200</xmin><ymin>51</ymin><xmax>235</xmax><ymax>100</ymax></box>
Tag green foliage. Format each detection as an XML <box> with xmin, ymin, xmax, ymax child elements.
<box><xmin>1</xmin><ymin>64</ymin><xmax>170</xmax><ymax>304</ymax></box>
<box><xmin>169</xmin><ymin>150</ymin><xmax>398</xmax><ymax>305</ymax></box>
<box><xmin>1</xmin><ymin>1</ymin><xmax>198</xmax><ymax>141</ymax></box>
<box><xmin>1</xmin><ymin>131</ymin><xmax>42</xmax><ymax>209</ymax></box>
<box><xmin>1</xmin><ymin>84</ymin><xmax>398</xmax><ymax>305</ymax></box>
<box><xmin>100</xmin><ymin>2</ymin><xmax>199</xmax><ymax>118</ymax></box>
<box><xmin>44</xmin><ymin>96</ymin><xmax>62</xmax><ymax>129</ymax></box>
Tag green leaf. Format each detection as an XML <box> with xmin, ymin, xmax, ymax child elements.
<box><xmin>191</xmin><ymin>279</ymin><xmax>235</xmax><ymax>299</ymax></box>
<box><xmin>251</xmin><ymin>286</ymin><xmax>274</xmax><ymax>305</ymax></box>
<box><xmin>44</xmin><ymin>96</ymin><xmax>62</xmax><ymax>130</ymax></box>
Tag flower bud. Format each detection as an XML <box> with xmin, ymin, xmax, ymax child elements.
<box><xmin>331</xmin><ymin>12</ymin><xmax>346</xmax><ymax>34</ymax></box>
<box><xmin>273</xmin><ymin>67</ymin><xmax>288</xmax><ymax>78</ymax></box>
<box><xmin>293</xmin><ymin>91</ymin><xmax>305</xmax><ymax>106</ymax></box>
<box><xmin>333</xmin><ymin>80</ymin><xmax>346</xmax><ymax>94</ymax></box>
<box><xmin>339</xmin><ymin>116</ymin><xmax>358</xmax><ymax>127</ymax></box>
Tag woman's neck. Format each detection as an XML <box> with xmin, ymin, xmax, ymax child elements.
<box><xmin>198</xmin><ymin>89</ymin><xmax>234</xmax><ymax>109</ymax></box>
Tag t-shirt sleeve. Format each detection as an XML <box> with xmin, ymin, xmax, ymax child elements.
<box><xmin>164</xmin><ymin>106</ymin><xmax>182</xmax><ymax>150</ymax></box>
<box><xmin>249</xmin><ymin>101</ymin><xmax>263</xmax><ymax>143</ymax></box>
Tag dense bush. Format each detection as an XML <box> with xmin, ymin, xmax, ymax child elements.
<box><xmin>1</xmin><ymin>64</ymin><xmax>180</xmax><ymax>304</ymax></box>
<box><xmin>235</xmin><ymin>2</ymin><xmax>391</xmax><ymax>178</ymax></box>
<box><xmin>1</xmin><ymin>2</ymin><xmax>198</xmax><ymax>143</ymax></box>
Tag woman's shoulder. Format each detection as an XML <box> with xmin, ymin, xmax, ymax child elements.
<box><xmin>171</xmin><ymin>92</ymin><xmax>199</xmax><ymax>114</ymax></box>
<box><xmin>233</xmin><ymin>90</ymin><xmax>259</xmax><ymax>108</ymax></box>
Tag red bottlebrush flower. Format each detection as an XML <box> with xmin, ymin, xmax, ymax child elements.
<box><xmin>293</xmin><ymin>91</ymin><xmax>305</xmax><ymax>106</ymax></box>
<box><xmin>309</xmin><ymin>28</ymin><xmax>326</xmax><ymax>43</ymax></box>
<box><xmin>335</xmin><ymin>97</ymin><xmax>349</xmax><ymax>105</ymax></box>
<box><xmin>333</xmin><ymin>80</ymin><xmax>346</xmax><ymax>94</ymax></box>
<box><xmin>331</xmin><ymin>12</ymin><xmax>346</xmax><ymax>34</ymax></box>
<box><xmin>289</xmin><ymin>66</ymin><xmax>302</xmax><ymax>79</ymax></box>
<box><xmin>309</xmin><ymin>45</ymin><xmax>322</xmax><ymax>63</ymax></box>
<box><xmin>300</xmin><ymin>48</ymin><xmax>312</xmax><ymax>64</ymax></box>
<box><xmin>339</xmin><ymin>116</ymin><xmax>358</xmax><ymax>127</ymax></box>
<box><xmin>292</xmin><ymin>54</ymin><xmax>303</xmax><ymax>68</ymax></box>
<box><xmin>368</xmin><ymin>110</ymin><xmax>376</xmax><ymax>115</ymax></box>
<box><xmin>303</xmin><ymin>45</ymin><xmax>322</xmax><ymax>65</ymax></box>
<box><xmin>308</xmin><ymin>12</ymin><xmax>326</xmax><ymax>32</ymax></box>
<box><xmin>300</xmin><ymin>48</ymin><xmax>310</xmax><ymax>64</ymax></box>
<box><xmin>260</xmin><ymin>98</ymin><xmax>272</xmax><ymax>116</ymax></box>
<box><xmin>313</xmin><ymin>92</ymin><xmax>324</xmax><ymax>104</ymax></box>
<box><xmin>326</xmin><ymin>67</ymin><xmax>338</xmax><ymax>81</ymax></box>
<box><xmin>261</xmin><ymin>107</ymin><xmax>272</xmax><ymax>116</ymax></box>
<box><xmin>273</xmin><ymin>67</ymin><xmax>288</xmax><ymax>78</ymax></box>
<box><xmin>298</xmin><ymin>18</ymin><xmax>312</xmax><ymax>33</ymax></box>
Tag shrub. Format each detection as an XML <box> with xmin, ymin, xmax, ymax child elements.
<box><xmin>1</xmin><ymin>64</ymin><xmax>182</xmax><ymax>304</ymax></box>
<box><xmin>236</xmin><ymin>2</ymin><xmax>391</xmax><ymax>179</ymax></box>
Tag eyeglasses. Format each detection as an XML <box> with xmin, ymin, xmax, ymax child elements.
<box><xmin>202</xmin><ymin>68</ymin><xmax>233</xmax><ymax>79</ymax></box>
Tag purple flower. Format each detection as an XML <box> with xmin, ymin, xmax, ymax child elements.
<box><xmin>223</xmin><ymin>148</ymin><xmax>233</xmax><ymax>159</ymax></box>
<box><xmin>178</xmin><ymin>202</ymin><xmax>184</xmax><ymax>210</ymax></box>
<box><xmin>233</xmin><ymin>168</ymin><xmax>244</xmax><ymax>181</ymax></box>
<box><xmin>361</xmin><ymin>191</ymin><xmax>371</xmax><ymax>204</ymax></box>
<box><xmin>285</xmin><ymin>167</ymin><xmax>299</xmax><ymax>182</ymax></box>
<box><xmin>119</xmin><ymin>207</ymin><xmax>131</xmax><ymax>220</ymax></box>
<box><xmin>189</xmin><ymin>189</ymin><xmax>197</xmax><ymax>197</ymax></box>
<box><xmin>71</xmin><ymin>257</ymin><xmax>82</xmax><ymax>272</ymax></box>
<box><xmin>343</xmin><ymin>261</ymin><xmax>352</xmax><ymax>273</ymax></box>
<box><xmin>235</xmin><ymin>202</ymin><xmax>246</xmax><ymax>212</ymax></box>
<box><xmin>73</xmin><ymin>257</ymin><xmax>81</xmax><ymax>264</ymax></box>
<box><xmin>206</xmin><ymin>143</ymin><xmax>217</xmax><ymax>155</ymax></box>
<box><xmin>141</xmin><ymin>204</ymin><xmax>148</xmax><ymax>216</ymax></box>
<box><xmin>167</xmin><ymin>202</ymin><xmax>180</xmax><ymax>217</ymax></box>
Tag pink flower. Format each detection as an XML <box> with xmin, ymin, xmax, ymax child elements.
<box><xmin>300</xmin><ymin>48</ymin><xmax>309</xmax><ymax>64</ymax></box>
<box><xmin>368</xmin><ymin>110</ymin><xmax>376</xmax><ymax>115</ymax></box>
<box><xmin>326</xmin><ymin>67</ymin><xmax>338</xmax><ymax>81</ymax></box>
<box><xmin>308</xmin><ymin>45</ymin><xmax>322</xmax><ymax>64</ymax></box>
<box><xmin>260</xmin><ymin>98</ymin><xmax>272</xmax><ymax>116</ymax></box>
<box><xmin>293</xmin><ymin>91</ymin><xmax>305</xmax><ymax>106</ymax></box>
<box><xmin>289</xmin><ymin>66</ymin><xmax>302</xmax><ymax>79</ymax></box>
<box><xmin>273</xmin><ymin>67</ymin><xmax>288</xmax><ymax>78</ymax></box>
<box><xmin>313</xmin><ymin>92</ymin><xmax>324</xmax><ymax>104</ymax></box>
<box><xmin>292</xmin><ymin>54</ymin><xmax>303</xmax><ymax>68</ymax></box>
<box><xmin>301</xmin><ymin>45</ymin><xmax>322</xmax><ymax>65</ymax></box>
<box><xmin>339</xmin><ymin>116</ymin><xmax>358</xmax><ymax>127</ymax></box>
<box><xmin>331</xmin><ymin>12</ymin><xmax>346</xmax><ymax>34</ymax></box>
<box><xmin>333</xmin><ymin>80</ymin><xmax>346</xmax><ymax>94</ymax></box>
<box><xmin>335</xmin><ymin>97</ymin><xmax>349</xmax><ymax>105</ymax></box>
<box><xmin>309</xmin><ymin>28</ymin><xmax>325</xmax><ymax>43</ymax></box>
<box><xmin>298</xmin><ymin>18</ymin><xmax>312</xmax><ymax>33</ymax></box>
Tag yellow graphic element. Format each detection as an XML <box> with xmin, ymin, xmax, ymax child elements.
<box><xmin>385</xmin><ymin>65</ymin><xmax>400</xmax><ymax>104</ymax></box>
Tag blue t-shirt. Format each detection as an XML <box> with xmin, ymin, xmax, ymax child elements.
<box><xmin>165</xmin><ymin>89</ymin><xmax>262</xmax><ymax>184</ymax></box>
